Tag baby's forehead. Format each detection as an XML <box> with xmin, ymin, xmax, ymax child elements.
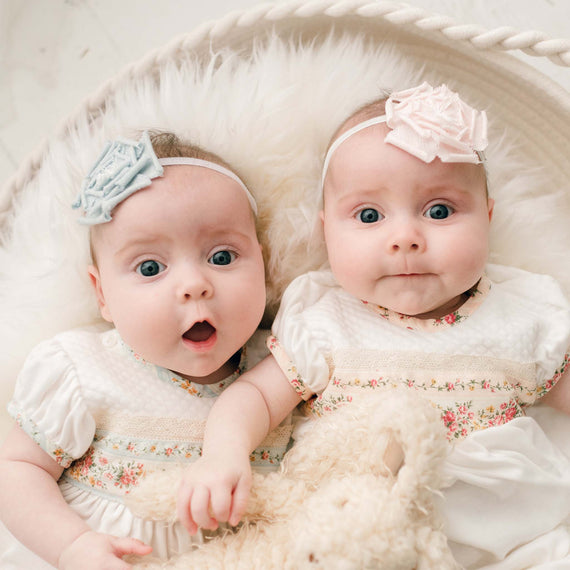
<box><xmin>326</xmin><ymin>122</ymin><xmax>391</xmax><ymax>173</ymax></box>
<box><xmin>90</xmin><ymin>170</ymin><xmax>255</xmax><ymax>237</ymax></box>
<box><xmin>324</xmin><ymin>144</ymin><xmax>486</xmax><ymax>199</ymax></box>
<box><xmin>122</xmin><ymin>164</ymin><xmax>254</xmax><ymax>211</ymax></box>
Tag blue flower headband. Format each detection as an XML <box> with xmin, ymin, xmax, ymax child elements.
<box><xmin>73</xmin><ymin>132</ymin><xmax>257</xmax><ymax>225</ymax></box>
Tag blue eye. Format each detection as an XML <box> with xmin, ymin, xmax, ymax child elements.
<box><xmin>358</xmin><ymin>208</ymin><xmax>381</xmax><ymax>224</ymax></box>
<box><xmin>425</xmin><ymin>204</ymin><xmax>452</xmax><ymax>220</ymax></box>
<box><xmin>136</xmin><ymin>260</ymin><xmax>166</xmax><ymax>277</ymax></box>
<box><xmin>209</xmin><ymin>250</ymin><xmax>236</xmax><ymax>266</ymax></box>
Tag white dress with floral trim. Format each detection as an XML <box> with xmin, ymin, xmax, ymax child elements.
<box><xmin>2</xmin><ymin>328</ymin><xmax>292</xmax><ymax>568</ymax></box>
<box><xmin>268</xmin><ymin>263</ymin><xmax>570</xmax><ymax>569</ymax></box>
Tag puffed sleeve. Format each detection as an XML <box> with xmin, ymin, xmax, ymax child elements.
<box><xmin>268</xmin><ymin>271</ymin><xmax>337</xmax><ymax>399</ymax></box>
<box><xmin>487</xmin><ymin>264</ymin><xmax>570</xmax><ymax>405</ymax></box>
<box><xmin>532</xmin><ymin>276</ymin><xmax>570</xmax><ymax>400</ymax></box>
<box><xmin>7</xmin><ymin>337</ymin><xmax>96</xmax><ymax>467</ymax></box>
<box><xmin>534</xmin><ymin>354</ymin><xmax>569</xmax><ymax>402</ymax></box>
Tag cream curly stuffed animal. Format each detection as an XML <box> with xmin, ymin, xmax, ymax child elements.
<box><xmin>127</xmin><ymin>390</ymin><xmax>457</xmax><ymax>569</ymax></box>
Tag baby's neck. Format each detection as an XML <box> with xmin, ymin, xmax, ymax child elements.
<box><xmin>411</xmin><ymin>292</ymin><xmax>470</xmax><ymax>320</ymax></box>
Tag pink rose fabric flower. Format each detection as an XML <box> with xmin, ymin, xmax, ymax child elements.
<box><xmin>385</xmin><ymin>82</ymin><xmax>488</xmax><ymax>164</ymax></box>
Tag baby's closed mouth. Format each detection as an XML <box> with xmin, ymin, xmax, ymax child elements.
<box><xmin>183</xmin><ymin>321</ymin><xmax>216</xmax><ymax>343</ymax></box>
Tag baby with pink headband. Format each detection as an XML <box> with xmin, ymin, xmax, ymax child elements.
<box><xmin>177</xmin><ymin>83</ymin><xmax>570</xmax><ymax>568</ymax></box>
<box><xmin>0</xmin><ymin>131</ymin><xmax>292</xmax><ymax>569</ymax></box>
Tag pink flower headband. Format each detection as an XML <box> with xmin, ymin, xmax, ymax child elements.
<box><xmin>321</xmin><ymin>82</ymin><xmax>488</xmax><ymax>189</ymax></box>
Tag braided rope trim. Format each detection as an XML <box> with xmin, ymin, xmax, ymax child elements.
<box><xmin>226</xmin><ymin>0</ymin><xmax>570</xmax><ymax>66</ymax></box>
<box><xmin>2</xmin><ymin>0</ymin><xmax>569</xmax><ymax>214</ymax></box>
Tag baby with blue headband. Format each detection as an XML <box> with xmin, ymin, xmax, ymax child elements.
<box><xmin>178</xmin><ymin>83</ymin><xmax>570</xmax><ymax>568</ymax></box>
<box><xmin>0</xmin><ymin>131</ymin><xmax>292</xmax><ymax>569</ymax></box>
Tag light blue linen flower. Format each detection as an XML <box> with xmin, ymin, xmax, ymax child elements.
<box><xmin>72</xmin><ymin>131</ymin><xmax>163</xmax><ymax>225</ymax></box>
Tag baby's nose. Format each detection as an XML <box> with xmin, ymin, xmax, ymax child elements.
<box><xmin>179</xmin><ymin>268</ymin><xmax>213</xmax><ymax>300</ymax></box>
<box><xmin>388</xmin><ymin>222</ymin><xmax>426</xmax><ymax>253</ymax></box>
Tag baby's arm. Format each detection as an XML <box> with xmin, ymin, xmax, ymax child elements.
<box><xmin>541</xmin><ymin>364</ymin><xmax>570</xmax><ymax>414</ymax></box>
<box><xmin>177</xmin><ymin>354</ymin><xmax>302</xmax><ymax>534</ymax></box>
<box><xmin>0</xmin><ymin>424</ymin><xmax>152</xmax><ymax>569</ymax></box>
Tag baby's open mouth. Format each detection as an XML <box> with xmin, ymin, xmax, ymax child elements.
<box><xmin>183</xmin><ymin>321</ymin><xmax>216</xmax><ymax>343</ymax></box>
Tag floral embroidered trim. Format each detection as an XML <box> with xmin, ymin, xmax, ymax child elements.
<box><xmin>249</xmin><ymin>447</ymin><xmax>285</xmax><ymax>467</ymax></box>
<box><xmin>304</xmin><ymin>369</ymin><xmax>528</xmax><ymax>441</ymax></box>
<box><xmin>156</xmin><ymin>363</ymin><xmax>243</xmax><ymax>398</ymax></box>
<box><xmin>306</xmin><ymin>391</ymin><xmax>354</xmax><ymax>417</ymax></box>
<box><xmin>363</xmin><ymin>275</ymin><xmax>491</xmax><ymax>332</ymax></box>
<box><xmin>439</xmin><ymin>399</ymin><xmax>520</xmax><ymax>440</ymax></box>
<box><xmin>306</xmin><ymin>390</ymin><xmax>522</xmax><ymax>441</ymax></box>
<box><xmin>64</xmin><ymin>423</ymin><xmax>292</xmax><ymax>496</ymax></box>
<box><xmin>534</xmin><ymin>353</ymin><xmax>570</xmax><ymax>401</ymax></box>
<box><xmin>93</xmin><ymin>430</ymin><xmax>204</xmax><ymax>460</ymax></box>
<box><xmin>267</xmin><ymin>335</ymin><xmax>313</xmax><ymax>400</ymax></box>
<box><xmin>64</xmin><ymin>445</ymin><xmax>146</xmax><ymax>494</ymax></box>
<box><xmin>9</xmin><ymin>408</ymin><xmax>75</xmax><ymax>467</ymax></box>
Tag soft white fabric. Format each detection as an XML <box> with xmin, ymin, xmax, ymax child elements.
<box><xmin>269</xmin><ymin>263</ymin><xmax>570</xmax><ymax>568</ymax></box>
<box><xmin>3</xmin><ymin>327</ymin><xmax>291</xmax><ymax>568</ymax></box>
<box><xmin>440</xmin><ymin>418</ymin><xmax>570</xmax><ymax>569</ymax></box>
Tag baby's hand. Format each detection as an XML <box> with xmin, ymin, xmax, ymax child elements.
<box><xmin>58</xmin><ymin>530</ymin><xmax>152</xmax><ymax>570</ymax></box>
<box><xmin>176</xmin><ymin>452</ymin><xmax>252</xmax><ymax>535</ymax></box>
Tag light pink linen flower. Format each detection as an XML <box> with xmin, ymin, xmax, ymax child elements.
<box><xmin>385</xmin><ymin>82</ymin><xmax>488</xmax><ymax>164</ymax></box>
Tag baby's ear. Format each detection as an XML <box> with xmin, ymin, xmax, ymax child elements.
<box><xmin>487</xmin><ymin>197</ymin><xmax>495</xmax><ymax>222</ymax></box>
<box><xmin>87</xmin><ymin>265</ymin><xmax>113</xmax><ymax>323</ymax></box>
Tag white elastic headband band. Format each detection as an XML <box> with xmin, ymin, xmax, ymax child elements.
<box><xmin>321</xmin><ymin>115</ymin><xmax>387</xmax><ymax>189</ymax></box>
<box><xmin>159</xmin><ymin>157</ymin><xmax>258</xmax><ymax>215</ymax></box>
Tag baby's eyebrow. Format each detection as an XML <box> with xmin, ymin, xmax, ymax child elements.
<box><xmin>333</xmin><ymin>188</ymin><xmax>384</xmax><ymax>205</ymax></box>
<box><xmin>207</xmin><ymin>228</ymin><xmax>256</xmax><ymax>242</ymax></box>
<box><xmin>111</xmin><ymin>235</ymin><xmax>164</xmax><ymax>258</ymax></box>
<box><xmin>420</xmin><ymin>182</ymin><xmax>479</xmax><ymax>198</ymax></box>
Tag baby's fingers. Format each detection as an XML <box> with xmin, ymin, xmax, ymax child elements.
<box><xmin>209</xmin><ymin>481</ymin><xmax>234</xmax><ymax>524</ymax></box>
<box><xmin>177</xmin><ymin>483</ymin><xmax>198</xmax><ymax>535</ymax></box>
<box><xmin>111</xmin><ymin>536</ymin><xmax>153</xmax><ymax>559</ymax></box>
<box><xmin>59</xmin><ymin>531</ymin><xmax>152</xmax><ymax>570</ymax></box>
<box><xmin>190</xmin><ymin>485</ymin><xmax>219</xmax><ymax>531</ymax></box>
<box><xmin>229</xmin><ymin>475</ymin><xmax>252</xmax><ymax>527</ymax></box>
